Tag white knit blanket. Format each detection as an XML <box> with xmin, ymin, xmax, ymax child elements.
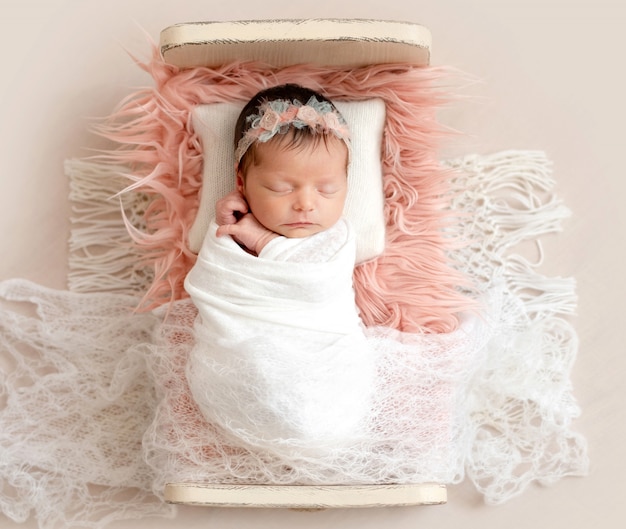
<box><xmin>184</xmin><ymin>220</ymin><xmax>375</xmax><ymax>450</ymax></box>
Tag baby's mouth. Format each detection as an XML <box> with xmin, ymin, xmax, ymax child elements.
<box><xmin>285</xmin><ymin>221</ymin><xmax>313</xmax><ymax>227</ymax></box>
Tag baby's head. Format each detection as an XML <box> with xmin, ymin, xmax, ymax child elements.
<box><xmin>234</xmin><ymin>84</ymin><xmax>351</xmax><ymax>238</ymax></box>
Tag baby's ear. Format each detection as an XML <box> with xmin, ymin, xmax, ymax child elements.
<box><xmin>235</xmin><ymin>164</ymin><xmax>245</xmax><ymax>193</ymax></box>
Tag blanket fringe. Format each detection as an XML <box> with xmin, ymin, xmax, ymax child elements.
<box><xmin>66</xmin><ymin>159</ymin><xmax>153</xmax><ymax>295</ymax></box>
<box><xmin>447</xmin><ymin>150</ymin><xmax>574</xmax><ymax>314</ymax></box>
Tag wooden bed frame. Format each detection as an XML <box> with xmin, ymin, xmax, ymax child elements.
<box><xmin>158</xmin><ymin>18</ymin><xmax>443</xmax><ymax>509</ymax></box>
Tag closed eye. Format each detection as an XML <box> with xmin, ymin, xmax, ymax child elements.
<box><xmin>317</xmin><ymin>185</ymin><xmax>341</xmax><ymax>195</ymax></box>
<box><xmin>266</xmin><ymin>185</ymin><xmax>293</xmax><ymax>194</ymax></box>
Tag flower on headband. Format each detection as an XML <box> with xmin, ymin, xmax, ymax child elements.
<box><xmin>296</xmin><ymin>105</ymin><xmax>320</xmax><ymax>126</ymax></box>
<box><xmin>323</xmin><ymin>112</ymin><xmax>341</xmax><ymax>131</ymax></box>
<box><xmin>259</xmin><ymin>109</ymin><xmax>281</xmax><ymax>132</ymax></box>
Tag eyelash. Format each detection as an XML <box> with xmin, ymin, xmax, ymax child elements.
<box><xmin>267</xmin><ymin>186</ymin><xmax>337</xmax><ymax>195</ymax></box>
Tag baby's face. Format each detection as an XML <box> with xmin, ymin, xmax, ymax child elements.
<box><xmin>237</xmin><ymin>137</ymin><xmax>348</xmax><ymax>238</ymax></box>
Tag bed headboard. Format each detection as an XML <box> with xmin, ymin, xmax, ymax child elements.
<box><xmin>159</xmin><ymin>19</ymin><xmax>431</xmax><ymax>68</ymax></box>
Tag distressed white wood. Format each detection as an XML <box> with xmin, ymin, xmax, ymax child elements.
<box><xmin>163</xmin><ymin>483</ymin><xmax>447</xmax><ymax>508</ymax></box>
<box><xmin>159</xmin><ymin>19</ymin><xmax>431</xmax><ymax>68</ymax></box>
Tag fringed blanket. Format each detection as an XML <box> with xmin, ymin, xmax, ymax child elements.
<box><xmin>0</xmin><ymin>151</ymin><xmax>588</xmax><ymax>529</ymax></box>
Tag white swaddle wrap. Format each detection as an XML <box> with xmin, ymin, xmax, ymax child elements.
<box><xmin>184</xmin><ymin>219</ymin><xmax>374</xmax><ymax>453</ymax></box>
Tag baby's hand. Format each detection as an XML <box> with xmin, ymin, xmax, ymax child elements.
<box><xmin>215</xmin><ymin>190</ymin><xmax>249</xmax><ymax>226</ymax></box>
<box><xmin>216</xmin><ymin>213</ymin><xmax>279</xmax><ymax>256</ymax></box>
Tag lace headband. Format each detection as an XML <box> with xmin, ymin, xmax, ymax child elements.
<box><xmin>235</xmin><ymin>96</ymin><xmax>351</xmax><ymax>163</ymax></box>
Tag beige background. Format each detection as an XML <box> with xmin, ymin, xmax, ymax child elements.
<box><xmin>1</xmin><ymin>1</ymin><xmax>624</xmax><ymax>528</ymax></box>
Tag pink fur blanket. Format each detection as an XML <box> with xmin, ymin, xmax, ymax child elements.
<box><xmin>97</xmin><ymin>46</ymin><xmax>474</xmax><ymax>333</ymax></box>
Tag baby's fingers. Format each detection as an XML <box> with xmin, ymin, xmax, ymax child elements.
<box><xmin>216</xmin><ymin>224</ymin><xmax>236</xmax><ymax>237</ymax></box>
<box><xmin>216</xmin><ymin>195</ymin><xmax>249</xmax><ymax>225</ymax></box>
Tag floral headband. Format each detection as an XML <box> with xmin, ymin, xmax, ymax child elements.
<box><xmin>235</xmin><ymin>96</ymin><xmax>351</xmax><ymax>163</ymax></box>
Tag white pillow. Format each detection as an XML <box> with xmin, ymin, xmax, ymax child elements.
<box><xmin>188</xmin><ymin>99</ymin><xmax>386</xmax><ymax>264</ymax></box>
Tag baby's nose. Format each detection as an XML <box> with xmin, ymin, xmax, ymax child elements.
<box><xmin>294</xmin><ymin>189</ymin><xmax>315</xmax><ymax>211</ymax></box>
